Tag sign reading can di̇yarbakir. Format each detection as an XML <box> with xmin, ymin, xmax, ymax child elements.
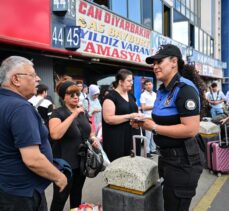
<box><xmin>75</xmin><ymin>0</ymin><xmax>151</xmax><ymax>65</ymax></box>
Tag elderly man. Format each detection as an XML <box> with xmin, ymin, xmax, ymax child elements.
<box><xmin>0</xmin><ymin>56</ymin><xmax>67</xmax><ymax>211</ymax></box>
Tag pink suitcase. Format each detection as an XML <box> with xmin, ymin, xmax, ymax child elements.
<box><xmin>207</xmin><ymin>124</ymin><xmax>229</xmax><ymax>176</ymax></box>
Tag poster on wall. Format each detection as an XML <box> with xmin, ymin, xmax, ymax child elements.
<box><xmin>75</xmin><ymin>0</ymin><xmax>151</xmax><ymax>65</ymax></box>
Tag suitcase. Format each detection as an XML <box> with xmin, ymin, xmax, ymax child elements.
<box><xmin>207</xmin><ymin>124</ymin><xmax>229</xmax><ymax>176</ymax></box>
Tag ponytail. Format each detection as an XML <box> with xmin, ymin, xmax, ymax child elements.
<box><xmin>178</xmin><ymin>61</ymin><xmax>208</xmax><ymax>118</ymax></box>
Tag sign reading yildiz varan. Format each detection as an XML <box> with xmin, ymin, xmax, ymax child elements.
<box><xmin>76</xmin><ymin>0</ymin><xmax>151</xmax><ymax>65</ymax></box>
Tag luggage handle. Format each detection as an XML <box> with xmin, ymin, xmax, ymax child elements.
<box><xmin>132</xmin><ymin>127</ymin><xmax>148</xmax><ymax>157</ymax></box>
<box><xmin>132</xmin><ymin>135</ymin><xmax>148</xmax><ymax>157</ymax></box>
<box><xmin>219</xmin><ymin>123</ymin><xmax>229</xmax><ymax>147</ymax></box>
<box><xmin>224</xmin><ymin>124</ymin><xmax>228</xmax><ymax>145</ymax></box>
<box><xmin>132</xmin><ymin>128</ymin><xmax>146</xmax><ymax>156</ymax></box>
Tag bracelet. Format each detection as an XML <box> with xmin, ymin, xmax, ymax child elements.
<box><xmin>152</xmin><ymin>124</ymin><xmax>158</xmax><ymax>135</ymax></box>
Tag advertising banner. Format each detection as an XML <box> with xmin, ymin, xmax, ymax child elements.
<box><xmin>0</xmin><ymin>0</ymin><xmax>50</xmax><ymax>48</ymax></box>
<box><xmin>75</xmin><ymin>0</ymin><xmax>151</xmax><ymax>65</ymax></box>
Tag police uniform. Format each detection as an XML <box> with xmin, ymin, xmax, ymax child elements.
<box><xmin>152</xmin><ymin>73</ymin><xmax>203</xmax><ymax>211</ymax></box>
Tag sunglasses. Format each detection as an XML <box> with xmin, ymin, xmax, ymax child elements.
<box><xmin>66</xmin><ymin>93</ymin><xmax>79</xmax><ymax>98</ymax></box>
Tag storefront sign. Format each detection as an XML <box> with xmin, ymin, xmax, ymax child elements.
<box><xmin>75</xmin><ymin>0</ymin><xmax>151</xmax><ymax>65</ymax></box>
<box><xmin>198</xmin><ymin>64</ymin><xmax>223</xmax><ymax>78</ymax></box>
<box><xmin>0</xmin><ymin>0</ymin><xmax>50</xmax><ymax>48</ymax></box>
<box><xmin>151</xmin><ymin>31</ymin><xmax>224</xmax><ymax>78</ymax></box>
<box><xmin>190</xmin><ymin>49</ymin><xmax>226</xmax><ymax>70</ymax></box>
<box><xmin>195</xmin><ymin>63</ymin><xmax>223</xmax><ymax>78</ymax></box>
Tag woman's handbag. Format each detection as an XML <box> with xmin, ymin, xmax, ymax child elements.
<box><xmin>78</xmin><ymin>139</ymin><xmax>105</xmax><ymax>178</ymax></box>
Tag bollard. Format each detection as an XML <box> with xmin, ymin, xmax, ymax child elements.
<box><xmin>103</xmin><ymin>156</ymin><xmax>164</xmax><ymax>211</ymax></box>
<box><xmin>102</xmin><ymin>182</ymin><xmax>164</xmax><ymax>211</ymax></box>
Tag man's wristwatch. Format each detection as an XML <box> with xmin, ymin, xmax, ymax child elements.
<box><xmin>152</xmin><ymin>124</ymin><xmax>157</xmax><ymax>135</ymax></box>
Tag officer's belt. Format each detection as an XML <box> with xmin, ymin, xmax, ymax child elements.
<box><xmin>158</xmin><ymin>147</ymin><xmax>185</xmax><ymax>157</ymax></box>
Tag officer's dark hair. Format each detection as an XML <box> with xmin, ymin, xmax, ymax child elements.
<box><xmin>176</xmin><ymin>57</ymin><xmax>208</xmax><ymax>118</ymax></box>
<box><xmin>143</xmin><ymin>79</ymin><xmax>153</xmax><ymax>86</ymax></box>
<box><xmin>113</xmin><ymin>69</ymin><xmax>133</xmax><ymax>89</ymax></box>
<box><xmin>36</xmin><ymin>84</ymin><xmax>48</xmax><ymax>95</ymax></box>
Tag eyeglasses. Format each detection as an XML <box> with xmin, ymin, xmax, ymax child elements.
<box><xmin>16</xmin><ymin>73</ymin><xmax>38</xmax><ymax>78</ymax></box>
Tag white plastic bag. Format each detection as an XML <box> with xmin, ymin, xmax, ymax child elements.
<box><xmin>97</xmin><ymin>141</ymin><xmax>110</xmax><ymax>167</ymax></box>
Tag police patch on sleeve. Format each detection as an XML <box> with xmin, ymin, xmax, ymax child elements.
<box><xmin>185</xmin><ymin>99</ymin><xmax>196</xmax><ymax>110</ymax></box>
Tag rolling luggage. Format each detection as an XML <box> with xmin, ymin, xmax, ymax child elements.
<box><xmin>207</xmin><ymin>124</ymin><xmax>229</xmax><ymax>176</ymax></box>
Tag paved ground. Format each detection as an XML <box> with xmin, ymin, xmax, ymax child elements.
<box><xmin>208</xmin><ymin>177</ymin><xmax>229</xmax><ymax>211</ymax></box>
<box><xmin>190</xmin><ymin>169</ymin><xmax>216</xmax><ymax>210</ymax></box>
<box><xmin>46</xmin><ymin>171</ymin><xmax>106</xmax><ymax>210</ymax></box>
<box><xmin>45</xmin><ymin>155</ymin><xmax>218</xmax><ymax>211</ymax></box>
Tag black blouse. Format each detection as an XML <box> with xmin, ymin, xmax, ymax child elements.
<box><xmin>50</xmin><ymin>106</ymin><xmax>91</xmax><ymax>169</ymax></box>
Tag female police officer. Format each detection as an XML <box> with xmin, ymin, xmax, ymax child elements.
<box><xmin>140</xmin><ymin>44</ymin><xmax>205</xmax><ymax>211</ymax></box>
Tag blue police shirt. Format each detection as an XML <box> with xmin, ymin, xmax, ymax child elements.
<box><xmin>152</xmin><ymin>74</ymin><xmax>200</xmax><ymax>148</ymax></box>
<box><xmin>0</xmin><ymin>88</ymin><xmax>53</xmax><ymax>197</ymax></box>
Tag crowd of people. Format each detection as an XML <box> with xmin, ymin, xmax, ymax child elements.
<box><xmin>1</xmin><ymin>43</ymin><xmax>228</xmax><ymax>211</ymax></box>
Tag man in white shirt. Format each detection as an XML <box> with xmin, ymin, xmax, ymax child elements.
<box><xmin>76</xmin><ymin>81</ymin><xmax>87</xmax><ymax>104</ymax></box>
<box><xmin>140</xmin><ymin>79</ymin><xmax>157</xmax><ymax>157</ymax></box>
<box><xmin>29</xmin><ymin>84</ymin><xmax>53</xmax><ymax>127</ymax></box>
<box><xmin>206</xmin><ymin>82</ymin><xmax>226</xmax><ymax>118</ymax></box>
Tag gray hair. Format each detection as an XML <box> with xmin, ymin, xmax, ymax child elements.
<box><xmin>0</xmin><ymin>56</ymin><xmax>33</xmax><ymax>85</ymax></box>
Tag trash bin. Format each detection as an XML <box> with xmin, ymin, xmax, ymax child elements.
<box><xmin>199</xmin><ymin>121</ymin><xmax>220</xmax><ymax>147</ymax></box>
<box><xmin>199</xmin><ymin>121</ymin><xmax>220</xmax><ymax>167</ymax></box>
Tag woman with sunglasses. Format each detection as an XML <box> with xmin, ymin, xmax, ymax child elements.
<box><xmin>132</xmin><ymin>44</ymin><xmax>207</xmax><ymax>211</ymax></box>
<box><xmin>49</xmin><ymin>80</ymin><xmax>98</xmax><ymax>211</ymax></box>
